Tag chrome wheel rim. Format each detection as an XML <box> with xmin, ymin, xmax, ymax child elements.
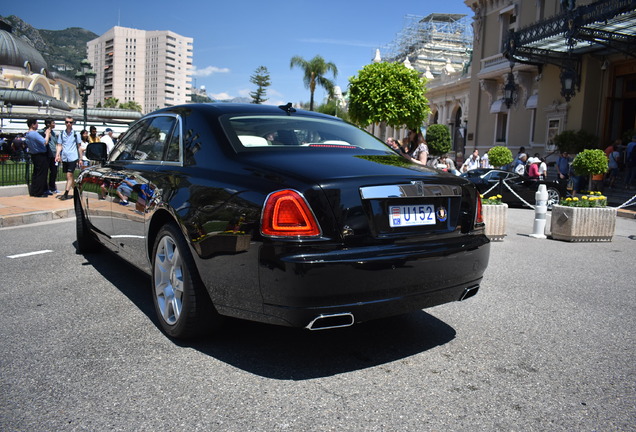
<box><xmin>547</xmin><ymin>188</ymin><xmax>560</xmax><ymax>209</ymax></box>
<box><xmin>154</xmin><ymin>235</ymin><xmax>184</xmax><ymax>325</ymax></box>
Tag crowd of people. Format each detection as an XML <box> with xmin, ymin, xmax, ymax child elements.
<box><xmin>384</xmin><ymin>133</ymin><xmax>636</xmax><ymax>194</ymax></box>
<box><xmin>11</xmin><ymin>117</ymin><xmax>119</xmax><ymax>199</ymax></box>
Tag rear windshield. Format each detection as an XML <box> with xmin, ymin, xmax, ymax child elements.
<box><xmin>222</xmin><ymin>115</ymin><xmax>390</xmax><ymax>153</ymax></box>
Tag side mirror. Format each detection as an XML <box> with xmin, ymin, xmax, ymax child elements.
<box><xmin>86</xmin><ymin>142</ymin><xmax>107</xmax><ymax>162</ymax></box>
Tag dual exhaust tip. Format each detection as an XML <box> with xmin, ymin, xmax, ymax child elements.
<box><xmin>305</xmin><ymin>285</ymin><xmax>480</xmax><ymax>331</ymax></box>
<box><xmin>306</xmin><ymin>312</ymin><xmax>354</xmax><ymax>331</ymax></box>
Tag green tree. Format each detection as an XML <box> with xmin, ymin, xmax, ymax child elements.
<box><xmin>553</xmin><ymin>129</ymin><xmax>599</xmax><ymax>154</ymax></box>
<box><xmin>425</xmin><ymin>124</ymin><xmax>452</xmax><ymax>156</ymax></box>
<box><xmin>103</xmin><ymin>97</ymin><xmax>119</xmax><ymax>108</ymax></box>
<box><xmin>119</xmin><ymin>101</ymin><xmax>142</xmax><ymax>112</ymax></box>
<box><xmin>249</xmin><ymin>66</ymin><xmax>271</xmax><ymax>104</ymax></box>
<box><xmin>290</xmin><ymin>55</ymin><xmax>338</xmax><ymax>111</ymax></box>
<box><xmin>347</xmin><ymin>62</ymin><xmax>429</xmax><ymax>130</ymax></box>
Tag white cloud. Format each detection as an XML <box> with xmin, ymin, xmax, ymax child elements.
<box><xmin>211</xmin><ymin>92</ymin><xmax>233</xmax><ymax>100</ymax></box>
<box><xmin>192</xmin><ymin>65</ymin><xmax>230</xmax><ymax>77</ymax></box>
<box><xmin>238</xmin><ymin>89</ymin><xmax>251</xmax><ymax>97</ymax></box>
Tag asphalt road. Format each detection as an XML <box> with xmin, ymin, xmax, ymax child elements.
<box><xmin>1</xmin><ymin>210</ymin><xmax>635</xmax><ymax>431</ymax></box>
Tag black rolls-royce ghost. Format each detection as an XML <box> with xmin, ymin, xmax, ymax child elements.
<box><xmin>75</xmin><ymin>103</ymin><xmax>490</xmax><ymax>339</ymax></box>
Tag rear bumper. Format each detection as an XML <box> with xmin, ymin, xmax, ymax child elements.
<box><xmin>257</xmin><ymin>234</ymin><xmax>490</xmax><ymax>328</ymax></box>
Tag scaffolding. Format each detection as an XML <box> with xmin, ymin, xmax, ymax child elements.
<box><xmin>382</xmin><ymin>13</ymin><xmax>473</xmax><ymax>77</ymax></box>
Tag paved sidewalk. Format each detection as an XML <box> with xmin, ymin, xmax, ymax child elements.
<box><xmin>0</xmin><ymin>184</ymin><xmax>634</xmax><ymax>228</ymax></box>
<box><xmin>0</xmin><ymin>192</ymin><xmax>75</xmax><ymax>227</ymax></box>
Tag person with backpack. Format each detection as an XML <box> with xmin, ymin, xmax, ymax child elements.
<box><xmin>55</xmin><ymin>116</ymin><xmax>83</xmax><ymax>201</ymax></box>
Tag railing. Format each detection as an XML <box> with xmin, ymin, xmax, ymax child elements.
<box><xmin>0</xmin><ymin>154</ymin><xmax>67</xmax><ymax>187</ymax></box>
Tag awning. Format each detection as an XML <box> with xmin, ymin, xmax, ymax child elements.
<box><xmin>526</xmin><ymin>94</ymin><xmax>538</xmax><ymax>109</ymax></box>
<box><xmin>504</xmin><ymin>0</ymin><xmax>636</xmax><ymax>68</ymax></box>
<box><xmin>490</xmin><ymin>100</ymin><xmax>508</xmax><ymax>113</ymax></box>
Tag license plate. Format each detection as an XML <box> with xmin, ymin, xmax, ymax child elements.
<box><xmin>389</xmin><ymin>204</ymin><xmax>436</xmax><ymax>227</ymax></box>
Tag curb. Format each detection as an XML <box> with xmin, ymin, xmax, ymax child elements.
<box><xmin>0</xmin><ymin>208</ymin><xmax>75</xmax><ymax>228</ymax></box>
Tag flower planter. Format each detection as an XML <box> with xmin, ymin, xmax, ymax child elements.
<box><xmin>482</xmin><ymin>203</ymin><xmax>507</xmax><ymax>241</ymax></box>
<box><xmin>550</xmin><ymin>205</ymin><xmax>616</xmax><ymax>242</ymax></box>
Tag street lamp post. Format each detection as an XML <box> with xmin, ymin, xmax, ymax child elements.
<box><xmin>75</xmin><ymin>59</ymin><xmax>96</xmax><ymax>130</ymax></box>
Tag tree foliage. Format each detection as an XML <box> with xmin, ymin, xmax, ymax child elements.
<box><xmin>572</xmin><ymin>149</ymin><xmax>608</xmax><ymax>175</ymax></box>
<box><xmin>290</xmin><ymin>55</ymin><xmax>338</xmax><ymax>111</ymax></box>
<box><xmin>347</xmin><ymin>62</ymin><xmax>429</xmax><ymax>130</ymax></box>
<box><xmin>487</xmin><ymin>146</ymin><xmax>513</xmax><ymax>168</ymax></box>
<box><xmin>103</xmin><ymin>97</ymin><xmax>119</xmax><ymax>108</ymax></box>
<box><xmin>249</xmin><ymin>66</ymin><xmax>271</xmax><ymax>104</ymax></box>
<box><xmin>553</xmin><ymin>129</ymin><xmax>599</xmax><ymax>154</ymax></box>
<box><xmin>425</xmin><ymin>124</ymin><xmax>451</xmax><ymax>156</ymax></box>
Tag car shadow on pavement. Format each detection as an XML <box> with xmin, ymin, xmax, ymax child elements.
<box><xmin>83</xmin><ymin>244</ymin><xmax>456</xmax><ymax>380</ymax></box>
<box><xmin>187</xmin><ymin>312</ymin><xmax>456</xmax><ymax>380</ymax></box>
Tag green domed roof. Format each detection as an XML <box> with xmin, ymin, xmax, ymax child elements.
<box><xmin>0</xmin><ymin>29</ymin><xmax>47</xmax><ymax>72</ymax></box>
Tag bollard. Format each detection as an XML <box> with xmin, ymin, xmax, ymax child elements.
<box><xmin>530</xmin><ymin>184</ymin><xmax>548</xmax><ymax>239</ymax></box>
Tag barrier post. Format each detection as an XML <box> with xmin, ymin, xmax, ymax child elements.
<box><xmin>530</xmin><ymin>184</ymin><xmax>548</xmax><ymax>239</ymax></box>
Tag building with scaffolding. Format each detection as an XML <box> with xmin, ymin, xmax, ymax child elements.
<box><xmin>383</xmin><ymin>13</ymin><xmax>473</xmax><ymax>79</ymax></box>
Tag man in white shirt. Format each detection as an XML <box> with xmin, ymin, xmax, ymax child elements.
<box><xmin>461</xmin><ymin>149</ymin><xmax>480</xmax><ymax>172</ymax></box>
<box><xmin>100</xmin><ymin>128</ymin><xmax>115</xmax><ymax>154</ymax></box>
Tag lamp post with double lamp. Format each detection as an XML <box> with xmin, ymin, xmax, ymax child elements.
<box><xmin>75</xmin><ymin>59</ymin><xmax>96</xmax><ymax>130</ymax></box>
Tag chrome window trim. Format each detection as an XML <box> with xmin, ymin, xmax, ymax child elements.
<box><xmin>360</xmin><ymin>182</ymin><xmax>462</xmax><ymax>199</ymax></box>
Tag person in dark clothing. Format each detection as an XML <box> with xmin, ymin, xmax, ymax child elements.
<box><xmin>41</xmin><ymin>118</ymin><xmax>59</xmax><ymax>194</ymax></box>
<box><xmin>25</xmin><ymin>118</ymin><xmax>51</xmax><ymax>197</ymax></box>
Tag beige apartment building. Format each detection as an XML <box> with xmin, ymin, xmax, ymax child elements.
<box><xmin>463</xmin><ymin>0</ymin><xmax>636</xmax><ymax>159</ymax></box>
<box><xmin>87</xmin><ymin>26</ymin><xmax>193</xmax><ymax>113</ymax></box>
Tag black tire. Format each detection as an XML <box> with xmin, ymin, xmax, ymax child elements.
<box><xmin>547</xmin><ymin>187</ymin><xmax>560</xmax><ymax>210</ymax></box>
<box><xmin>75</xmin><ymin>196</ymin><xmax>99</xmax><ymax>254</ymax></box>
<box><xmin>151</xmin><ymin>223</ymin><xmax>221</xmax><ymax>339</ymax></box>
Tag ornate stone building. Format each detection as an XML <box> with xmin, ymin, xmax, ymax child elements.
<box><xmin>464</xmin><ymin>0</ymin><xmax>636</xmax><ymax>159</ymax></box>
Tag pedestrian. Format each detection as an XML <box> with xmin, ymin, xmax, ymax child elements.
<box><xmin>624</xmin><ymin>135</ymin><xmax>636</xmax><ymax>189</ymax></box>
<box><xmin>410</xmin><ymin>131</ymin><xmax>429</xmax><ymax>165</ymax></box>
<box><xmin>24</xmin><ymin>118</ymin><xmax>51</xmax><ymax>197</ymax></box>
<box><xmin>526</xmin><ymin>157</ymin><xmax>540</xmax><ymax>179</ymax></box>
<box><xmin>607</xmin><ymin>144</ymin><xmax>621</xmax><ymax>189</ymax></box>
<box><xmin>88</xmin><ymin>125</ymin><xmax>100</xmax><ymax>143</ymax></box>
<box><xmin>79</xmin><ymin>129</ymin><xmax>90</xmax><ymax>168</ymax></box>
<box><xmin>461</xmin><ymin>149</ymin><xmax>480</xmax><ymax>172</ymax></box>
<box><xmin>55</xmin><ymin>117</ymin><xmax>82</xmax><ymax>201</ymax></box>
<box><xmin>41</xmin><ymin>118</ymin><xmax>59</xmax><ymax>195</ymax></box>
<box><xmin>481</xmin><ymin>149</ymin><xmax>492</xmax><ymax>168</ymax></box>
<box><xmin>100</xmin><ymin>128</ymin><xmax>115</xmax><ymax>154</ymax></box>
<box><xmin>538</xmin><ymin>156</ymin><xmax>548</xmax><ymax>180</ymax></box>
<box><xmin>556</xmin><ymin>151</ymin><xmax>571</xmax><ymax>181</ymax></box>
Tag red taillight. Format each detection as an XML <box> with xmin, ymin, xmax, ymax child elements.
<box><xmin>261</xmin><ymin>190</ymin><xmax>322</xmax><ymax>237</ymax></box>
<box><xmin>475</xmin><ymin>194</ymin><xmax>484</xmax><ymax>224</ymax></box>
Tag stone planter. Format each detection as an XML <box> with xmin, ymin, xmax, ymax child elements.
<box><xmin>482</xmin><ymin>203</ymin><xmax>507</xmax><ymax>241</ymax></box>
<box><xmin>550</xmin><ymin>205</ymin><xmax>616</xmax><ymax>242</ymax></box>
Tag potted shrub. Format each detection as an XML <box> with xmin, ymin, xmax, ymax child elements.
<box><xmin>481</xmin><ymin>194</ymin><xmax>507</xmax><ymax>241</ymax></box>
<box><xmin>425</xmin><ymin>124</ymin><xmax>452</xmax><ymax>157</ymax></box>
<box><xmin>487</xmin><ymin>146</ymin><xmax>513</xmax><ymax>169</ymax></box>
<box><xmin>571</xmin><ymin>148</ymin><xmax>608</xmax><ymax>191</ymax></box>
<box><xmin>550</xmin><ymin>192</ymin><xmax>616</xmax><ymax>241</ymax></box>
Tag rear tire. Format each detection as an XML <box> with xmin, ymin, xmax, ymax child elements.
<box><xmin>75</xmin><ymin>195</ymin><xmax>98</xmax><ymax>254</ymax></box>
<box><xmin>151</xmin><ymin>223</ymin><xmax>221</xmax><ymax>339</ymax></box>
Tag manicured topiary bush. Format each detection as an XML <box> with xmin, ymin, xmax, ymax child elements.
<box><xmin>425</xmin><ymin>124</ymin><xmax>451</xmax><ymax>156</ymax></box>
<box><xmin>487</xmin><ymin>146</ymin><xmax>513</xmax><ymax>168</ymax></box>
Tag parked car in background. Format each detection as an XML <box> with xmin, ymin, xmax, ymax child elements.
<box><xmin>461</xmin><ymin>168</ymin><xmax>568</xmax><ymax>209</ymax></box>
<box><xmin>75</xmin><ymin>103</ymin><xmax>490</xmax><ymax>339</ymax></box>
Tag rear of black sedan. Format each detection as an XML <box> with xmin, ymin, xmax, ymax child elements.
<box><xmin>76</xmin><ymin>103</ymin><xmax>490</xmax><ymax>338</ymax></box>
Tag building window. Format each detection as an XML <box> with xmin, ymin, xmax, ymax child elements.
<box><xmin>495</xmin><ymin>113</ymin><xmax>508</xmax><ymax>143</ymax></box>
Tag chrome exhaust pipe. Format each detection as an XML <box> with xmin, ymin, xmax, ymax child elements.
<box><xmin>305</xmin><ymin>313</ymin><xmax>355</xmax><ymax>330</ymax></box>
<box><xmin>460</xmin><ymin>285</ymin><xmax>480</xmax><ymax>301</ymax></box>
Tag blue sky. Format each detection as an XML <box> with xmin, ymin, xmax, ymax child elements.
<box><xmin>3</xmin><ymin>0</ymin><xmax>472</xmax><ymax>106</ymax></box>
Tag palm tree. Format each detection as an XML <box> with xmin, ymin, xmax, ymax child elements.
<box><xmin>290</xmin><ymin>55</ymin><xmax>338</xmax><ymax>111</ymax></box>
